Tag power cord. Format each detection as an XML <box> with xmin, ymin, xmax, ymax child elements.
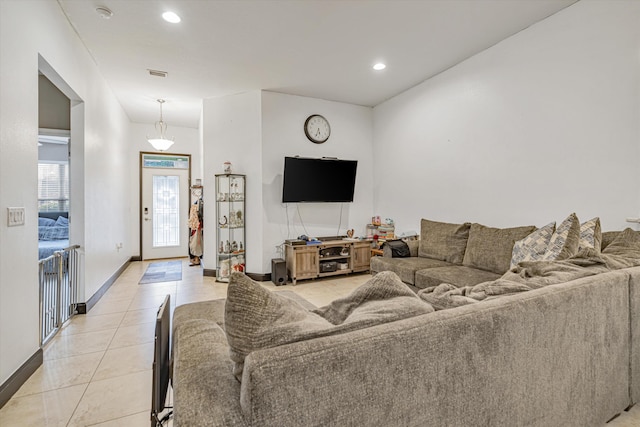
<box><xmin>152</xmin><ymin>406</ymin><xmax>173</xmax><ymax>426</ymax></box>
<box><xmin>285</xmin><ymin>203</ymin><xmax>291</xmax><ymax>239</ymax></box>
<box><xmin>296</xmin><ymin>204</ymin><xmax>310</xmax><ymax>237</ymax></box>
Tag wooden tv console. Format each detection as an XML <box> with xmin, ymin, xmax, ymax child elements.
<box><xmin>285</xmin><ymin>240</ymin><xmax>372</xmax><ymax>285</ymax></box>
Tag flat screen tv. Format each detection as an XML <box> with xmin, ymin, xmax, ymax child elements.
<box><xmin>282</xmin><ymin>157</ymin><xmax>358</xmax><ymax>203</ymax></box>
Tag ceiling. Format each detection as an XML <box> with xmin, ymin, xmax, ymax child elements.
<box><xmin>57</xmin><ymin>0</ymin><xmax>577</xmax><ymax>129</ymax></box>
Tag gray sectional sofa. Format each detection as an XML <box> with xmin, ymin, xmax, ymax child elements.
<box><xmin>170</xmin><ymin>217</ymin><xmax>640</xmax><ymax>426</ymax></box>
<box><xmin>371</xmin><ymin>219</ymin><xmax>537</xmax><ymax>291</ymax></box>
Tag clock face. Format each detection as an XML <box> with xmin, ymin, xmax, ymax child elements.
<box><xmin>304</xmin><ymin>114</ymin><xmax>331</xmax><ymax>144</ymax></box>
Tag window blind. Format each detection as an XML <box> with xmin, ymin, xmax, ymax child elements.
<box><xmin>38</xmin><ymin>163</ymin><xmax>69</xmax><ymax>212</ymax></box>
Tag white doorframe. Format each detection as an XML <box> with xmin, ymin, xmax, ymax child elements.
<box><xmin>139</xmin><ymin>152</ymin><xmax>191</xmax><ymax>260</ymax></box>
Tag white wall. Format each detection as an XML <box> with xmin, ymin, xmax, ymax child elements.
<box><xmin>201</xmin><ymin>91</ymin><xmax>373</xmax><ymax>275</ymax></box>
<box><xmin>0</xmin><ymin>0</ymin><xmax>132</xmax><ymax>386</ymax></box>
<box><xmin>202</xmin><ymin>91</ymin><xmax>263</xmax><ymax>273</ymax></box>
<box><xmin>261</xmin><ymin>92</ymin><xmax>373</xmax><ymax>273</ymax></box>
<box><xmin>373</xmin><ymin>0</ymin><xmax>640</xmax><ymax>232</ymax></box>
<box><xmin>128</xmin><ymin>123</ymin><xmax>202</xmax><ymax>257</ymax></box>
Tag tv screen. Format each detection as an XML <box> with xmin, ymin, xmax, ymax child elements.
<box><xmin>282</xmin><ymin>157</ymin><xmax>358</xmax><ymax>203</ymax></box>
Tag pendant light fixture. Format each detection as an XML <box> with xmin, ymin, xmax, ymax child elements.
<box><xmin>147</xmin><ymin>99</ymin><xmax>175</xmax><ymax>151</ymax></box>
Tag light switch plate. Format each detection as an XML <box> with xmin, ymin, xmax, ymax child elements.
<box><xmin>7</xmin><ymin>207</ymin><xmax>25</xmax><ymax>226</ymax></box>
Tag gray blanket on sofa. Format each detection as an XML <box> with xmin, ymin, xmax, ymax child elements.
<box><xmin>418</xmin><ymin>249</ymin><xmax>640</xmax><ymax>310</ymax></box>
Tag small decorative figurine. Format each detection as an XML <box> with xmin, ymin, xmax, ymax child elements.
<box><xmin>225</xmin><ymin>240</ymin><xmax>230</xmax><ymax>254</ymax></box>
<box><xmin>220</xmin><ymin>259</ymin><xmax>230</xmax><ymax>277</ymax></box>
<box><xmin>239</xmin><ymin>242</ymin><xmax>244</xmax><ymax>252</ymax></box>
<box><xmin>346</xmin><ymin>229</ymin><xmax>355</xmax><ymax>238</ymax></box>
<box><xmin>232</xmin><ymin>241</ymin><xmax>238</xmax><ymax>253</ymax></box>
<box><xmin>224</xmin><ymin>161</ymin><xmax>232</xmax><ymax>174</ymax></box>
<box><xmin>219</xmin><ymin>241</ymin><xmax>224</xmax><ymax>253</ymax></box>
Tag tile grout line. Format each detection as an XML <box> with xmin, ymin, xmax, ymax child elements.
<box><xmin>65</xmin><ymin>264</ymin><xmax>145</xmax><ymax>426</ymax></box>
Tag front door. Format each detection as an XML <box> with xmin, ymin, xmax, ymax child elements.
<box><xmin>141</xmin><ymin>153</ymin><xmax>190</xmax><ymax>260</ymax></box>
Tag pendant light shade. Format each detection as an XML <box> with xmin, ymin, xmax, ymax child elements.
<box><xmin>147</xmin><ymin>99</ymin><xmax>175</xmax><ymax>151</ymax></box>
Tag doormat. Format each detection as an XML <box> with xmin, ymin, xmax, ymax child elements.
<box><xmin>139</xmin><ymin>260</ymin><xmax>182</xmax><ymax>284</ymax></box>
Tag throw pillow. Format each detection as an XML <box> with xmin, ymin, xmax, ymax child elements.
<box><xmin>312</xmin><ymin>270</ymin><xmax>432</xmax><ymax>324</ymax></box>
<box><xmin>418</xmin><ymin>219</ymin><xmax>471</xmax><ymax>264</ymax></box>
<box><xmin>38</xmin><ymin>217</ymin><xmax>56</xmax><ymax>227</ymax></box>
<box><xmin>601</xmin><ymin>231</ymin><xmax>621</xmax><ymax>251</ymax></box>
<box><xmin>224</xmin><ymin>271</ymin><xmax>433</xmax><ymax>382</ymax></box>
<box><xmin>509</xmin><ymin>222</ymin><xmax>556</xmax><ymax>270</ymax></box>
<box><xmin>462</xmin><ymin>223</ymin><xmax>536</xmax><ymax>274</ymax></box>
<box><xmin>55</xmin><ymin>216</ymin><xmax>69</xmax><ymax>227</ymax></box>
<box><xmin>542</xmin><ymin>213</ymin><xmax>581</xmax><ymax>261</ymax></box>
<box><xmin>602</xmin><ymin>228</ymin><xmax>640</xmax><ymax>256</ymax></box>
<box><xmin>578</xmin><ymin>217</ymin><xmax>602</xmax><ymax>252</ymax></box>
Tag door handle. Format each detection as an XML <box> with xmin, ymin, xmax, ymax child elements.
<box><xmin>144</xmin><ymin>218</ymin><xmax>150</xmax><ymax>221</ymax></box>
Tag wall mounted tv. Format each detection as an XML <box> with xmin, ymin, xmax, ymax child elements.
<box><xmin>282</xmin><ymin>156</ymin><xmax>358</xmax><ymax>203</ymax></box>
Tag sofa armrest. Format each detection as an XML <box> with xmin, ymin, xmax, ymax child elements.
<box><xmin>173</xmin><ymin>319</ymin><xmax>248</xmax><ymax>427</ymax></box>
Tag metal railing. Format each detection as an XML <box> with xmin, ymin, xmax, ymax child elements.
<box><xmin>39</xmin><ymin>245</ymin><xmax>80</xmax><ymax>346</ymax></box>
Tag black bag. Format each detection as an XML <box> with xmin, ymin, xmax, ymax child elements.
<box><xmin>385</xmin><ymin>240</ymin><xmax>410</xmax><ymax>258</ymax></box>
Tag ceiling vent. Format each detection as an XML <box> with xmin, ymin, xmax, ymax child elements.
<box><xmin>148</xmin><ymin>69</ymin><xmax>168</xmax><ymax>78</ymax></box>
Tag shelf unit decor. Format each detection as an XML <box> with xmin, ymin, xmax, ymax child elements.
<box><xmin>215</xmin><ymin>174</ymin><xmax>245</xmax><ymax>282</ymax></box>
<box><xmin>285</xmin><ymin>239</ymin><xmax>371</xmax><ymax>285</ymax></box>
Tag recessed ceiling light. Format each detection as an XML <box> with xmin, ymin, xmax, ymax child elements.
<box><xmin>95</xmin><ymin>6</ymin><xmax>113</xmax><ymax>19</ymax></box>
<box><xmin>373</xmin><ymin>63</ymin><xmax>386</xmax><ymax>71</ymax></box>
<box><xmin>162</xmin><ymin>11</ymin><xmax>181</xmax><ymax>23</ymax></box>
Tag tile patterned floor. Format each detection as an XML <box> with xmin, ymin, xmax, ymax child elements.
<box><xmin>0</xmin><ymin>259</ymin><xmax>638</xmax><ymax>426</ymax></box>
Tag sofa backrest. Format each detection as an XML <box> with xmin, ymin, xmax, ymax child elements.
<box><xmin>462</xmin><ymin>223</ymin><xmax>536</xmax><ymax>274</ymax></box>
<box><xmin>240</xmin><ymin>270</ymin><xmax>631</xmax><ymax>427</ymax></box>
<box><xmin>418</xmin><ymin>219</ymin><xmax>471</xmax><ymax>264</ymax></box>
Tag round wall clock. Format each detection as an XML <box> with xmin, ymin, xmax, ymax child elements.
<box><xmin>304</xmin><ymin>114</ymin><xmax>331</xmax><ymax>144</ymax></box>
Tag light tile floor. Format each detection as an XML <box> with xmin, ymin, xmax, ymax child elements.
<box><xmin>0</xmin><ymin>258</ymin><xmax>638</xmax><ymax>426</ymax></box>
<box><xmin>0</xmin><ymin>259</ymin><xmax>367</xmax><ymax>426</ymax></box>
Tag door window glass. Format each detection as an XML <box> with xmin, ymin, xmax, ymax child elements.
<box><xmin>152</xmin><ymin>175</ymin><xmax>180</xmax><ymax>247</ymax></box>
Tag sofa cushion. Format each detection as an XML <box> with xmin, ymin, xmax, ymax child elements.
<box><xmin>510</xmin><ymin>222</ymin><xmax>556</xmax><ymax>270</ymax></box>
<box><xmin>578</xmin><ymin>217</ymin><xmax>602</xmax><ymax>252</ymax></box>
<box><xmin>414</xmin><ymin>266</ymin><xmax>501</xmax><ymax>290</ymax></box>
<box><xmin>602</xmin><ymin>227</ymin><xmax>640</xmax><ymax>256</ymax></box>
<box><xmin>174</xmin><ymin>299</ymin><xmax>227</xmax><ymax>330</ymax></box>
<box><xmin>172</xmin><ymin>319</ymin><xmax>248</xmax><ymax>427</ymax></box>
<box><xmin>462</xmin><ymin>223</ymin><xmax>536</xmax><ymax>274</ymax></box>
<box><xmin>542</xmin><ymin>213</ymin><xmax>581</xmax><ymax>261</ymax></box>
<box><xmin>601</xmin><ymin>231</ymin><xmax>620</xmax><ymax>251</ymax></box>
<box><xmin>224</xmin><ymin>272</ymin><xmax>433</xmax><ymax>381</ymax></box>
<box><xmin>418</xmin><ymin>219</ymin><xmax>471</xmax><ymax>264</ymax></box>
<box><xmin>172</xmin><ymin>292</ymin><xmax>315</xmax><ymax>333</ymax></box>
<box><xmin>370</xmin><ymin>256</ymin><xmax>452</xmax><ymax>285</ymax></box>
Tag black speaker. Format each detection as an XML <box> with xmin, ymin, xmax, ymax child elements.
<box><xmin>271</xmin><ymin>258</ymin><xmax>287</xmax><ymax>286</ymax></box>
